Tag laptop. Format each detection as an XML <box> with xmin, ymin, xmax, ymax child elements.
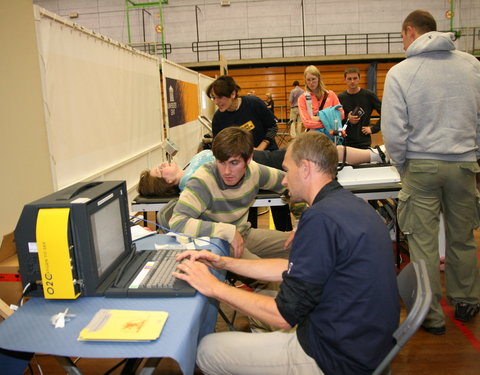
<box><xmin>104</xmin><ymin>246</ymin><xmax>196</xmax><ymax>298</ymax></box>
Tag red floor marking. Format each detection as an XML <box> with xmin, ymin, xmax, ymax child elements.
<box><xmin>441</xmin><ymin>298</ymin><xmax>480</xmax><ymax>352</ymax></box>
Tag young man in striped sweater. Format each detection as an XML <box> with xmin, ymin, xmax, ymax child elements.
<box><xmin>169</xmin><ymin>127</ymin><xmax>292</xmax><ymax>260</ymax></box>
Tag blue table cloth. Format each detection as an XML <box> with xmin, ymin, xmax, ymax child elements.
<box><xmin>0</xmin><ymin>235</ymin><xmax>229</xmax><ymax>375</ymax></box>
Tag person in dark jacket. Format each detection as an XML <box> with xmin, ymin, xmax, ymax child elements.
<box><xmin>173</xmin><ymin>132</ymin><xmax>400</xmax><ymax>375</ymax></box>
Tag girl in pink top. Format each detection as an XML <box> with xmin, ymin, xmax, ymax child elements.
<box><xmin>298</xmin><ymin>65</ymin><xmax>344</xmax><ymax>130</ymax></box>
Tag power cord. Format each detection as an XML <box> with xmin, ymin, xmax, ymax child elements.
<box><xmin>129</xmin><ymin>215</ymin><xmax>226</xmax><ymax>254</ymax></box>
<box><xmin>11</xmin><ymin>282</ymin><xmax>38</xmax><ymax>311</ymax></box>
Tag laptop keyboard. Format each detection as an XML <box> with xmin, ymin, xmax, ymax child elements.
<box><xmin>129</xmin><ymin>249</ymin><xmax>183</xmax><ymax>289</ymax></box>
<box><xmin>104</xmin><ymin>248</ymin><xmax>196</xmax><ymax>298</ymax></box>
<box><xmin>143</xmin><ymin>250</ymin><xmax>181</xmax><ymax>288</ymax></box>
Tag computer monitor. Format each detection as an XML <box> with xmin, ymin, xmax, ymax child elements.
<box><xmin>15</xmin><ymin>181</ymin><xmax>133</xmax><ymax>298</ymax></box>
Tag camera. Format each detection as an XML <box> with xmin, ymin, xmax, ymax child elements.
<box><xmin>351</xmin><ymin>106</ymin><xmax>365</xmax><ymax>117</ymax></box>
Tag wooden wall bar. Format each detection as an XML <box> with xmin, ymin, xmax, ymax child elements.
<box><xmin>198</xmin><ymin>62</ymin><xmax>397</xmax><ymax>121</ymax></box>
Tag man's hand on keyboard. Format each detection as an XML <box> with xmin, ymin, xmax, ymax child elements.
<box><xmin>173</xmin><ymin>251</ymin><xmax>225</xmax><ymax>296</ymax></box>
<box><xmin>175</xmin><ymin>250</ymin><xmax>226</xmax><ymax>270</ymax></box>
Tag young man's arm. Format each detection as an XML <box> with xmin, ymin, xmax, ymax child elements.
<box><xmin>169</xmin><ymin>176</ymin><xmax>237</xmax><ymax>243</ymax></box>
<box><xmin>369</xmin><ymin>91</ymin><xmax>382</xmax><ymax>134</ymax></box>
<box><xmin>255</xmin><ymin>162</ymin><xmax>286</xmax><ymax>194</ymax></box>
<box><xmin>255</xmin><ymin>99</ymin><xmax>278</xmax><ymax>148</ymax></box>
<box><xmin>289</xmin><ymin>89</ymin><xmax>294</xmax><ymax>105</ymax></box>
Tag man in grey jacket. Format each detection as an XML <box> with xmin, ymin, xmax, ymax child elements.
<box><xmin>382</xmin><ymin>9</ymin><xmax>480</xmax><ymax>335</ymax></box>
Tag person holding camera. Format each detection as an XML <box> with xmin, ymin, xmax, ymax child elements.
<box><xmin>338</xmin><ymin>66</ymin><xmax>382</xmax><ymax>149</ymax></box>
<box><xmin>297</xmin><ymin>65</ymin><xmax>344</xmax><ymax>131</ymax></box>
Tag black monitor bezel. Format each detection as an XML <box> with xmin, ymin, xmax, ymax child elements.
<box><xmin>70</xmin><ymin>181</ymin><xmax>133</xmax><ymax>296</ymax></box>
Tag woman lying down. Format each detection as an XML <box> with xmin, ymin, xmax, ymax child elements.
<box><xmin>137</xmin><ymin>145</ymin><xmax>389</xmax><ymax>197</ymax></box>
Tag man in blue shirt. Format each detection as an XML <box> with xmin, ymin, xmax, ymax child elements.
<box><xmin>174</xmin><ymin>132</ymin><xmax>399</xmax><ymax>375</ymax></box>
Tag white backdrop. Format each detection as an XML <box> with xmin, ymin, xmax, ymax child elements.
<box><xmin>199</xmin><ymin>73</ymin><xmax>217</xmax><ymax>121</ymax></box>
<box><xmin>34</xmin><ymin>6</ymin><xmax>163</xmax><ymax>191</ymax></box>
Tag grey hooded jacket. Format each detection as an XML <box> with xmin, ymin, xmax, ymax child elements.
<box><xmin>382</xmin><ymin>31</ymin><xmax>480</xmax><ymax>173</ymax></box>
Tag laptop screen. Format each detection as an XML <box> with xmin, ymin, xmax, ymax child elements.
<box><xmin>90</xmin><ymin>197</ymin><xmax>127</xmax><ymax>277</ymax></box>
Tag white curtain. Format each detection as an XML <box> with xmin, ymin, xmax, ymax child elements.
<box><xmin>34</xmin><ymin>6</ymin><xmax>163</xmax><ymax>190</ymax></box>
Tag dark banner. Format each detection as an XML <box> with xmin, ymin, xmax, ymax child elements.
<box><xmin>166</xmin><ymin>77</ymin><xmax>199</xmax><ymax>128</ymax></box>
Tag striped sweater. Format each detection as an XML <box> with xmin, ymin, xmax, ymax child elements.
<box><xmin>169</xmin><ymin>160</ymin><xmax>286</xmax><ymax>243</ymax></box>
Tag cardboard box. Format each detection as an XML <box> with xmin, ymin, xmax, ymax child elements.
<box><xmin>0</xmin><ymin>255</ymin><xmax>22</xmax><ymax>307</ymax></box>
<box><xmin>0</xmin><ymin>233</ymin><xmax>23</xmax><ymax>307</ymax></box>
<box><xmin>0</xmin><ymin>232</ymin><xmax>16</xmax><ymax>262</ymax></box>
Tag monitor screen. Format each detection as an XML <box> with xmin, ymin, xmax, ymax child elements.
<box><xmin>90</xmin><ymin>197</ymin><xmax>126</xmax><ymax>277</ymax></box>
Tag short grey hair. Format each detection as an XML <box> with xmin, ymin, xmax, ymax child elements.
<box><xmin>289</xmin><ymin>132</ymin><xmax>338</xmax><ymax>179</ymax></box>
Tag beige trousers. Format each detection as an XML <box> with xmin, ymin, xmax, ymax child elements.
<box><xmin>289</xmin><ymin>107</ymin><xmax>303</xmax><ymax>138</ymax></box>
<box><xmin>197</xmin><ymin>328</ymin><xmax>324</xmax><ymax>375</ymax></box>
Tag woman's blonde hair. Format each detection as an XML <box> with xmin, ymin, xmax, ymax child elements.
<box><xmin>304</xmin><ymin>65</ymin><xmax>327</xmax><ymax>96</ymax></box>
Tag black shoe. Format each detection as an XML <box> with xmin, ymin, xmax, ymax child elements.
<box><xmin>455</xmin><ymin>303</ymin><xmax>480</xmax><ymax>322</ymax></box>
<box><xmin>423</xmin><ymin>325</ymin><xmax>446</xmax><ymax>335</ymax></box>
